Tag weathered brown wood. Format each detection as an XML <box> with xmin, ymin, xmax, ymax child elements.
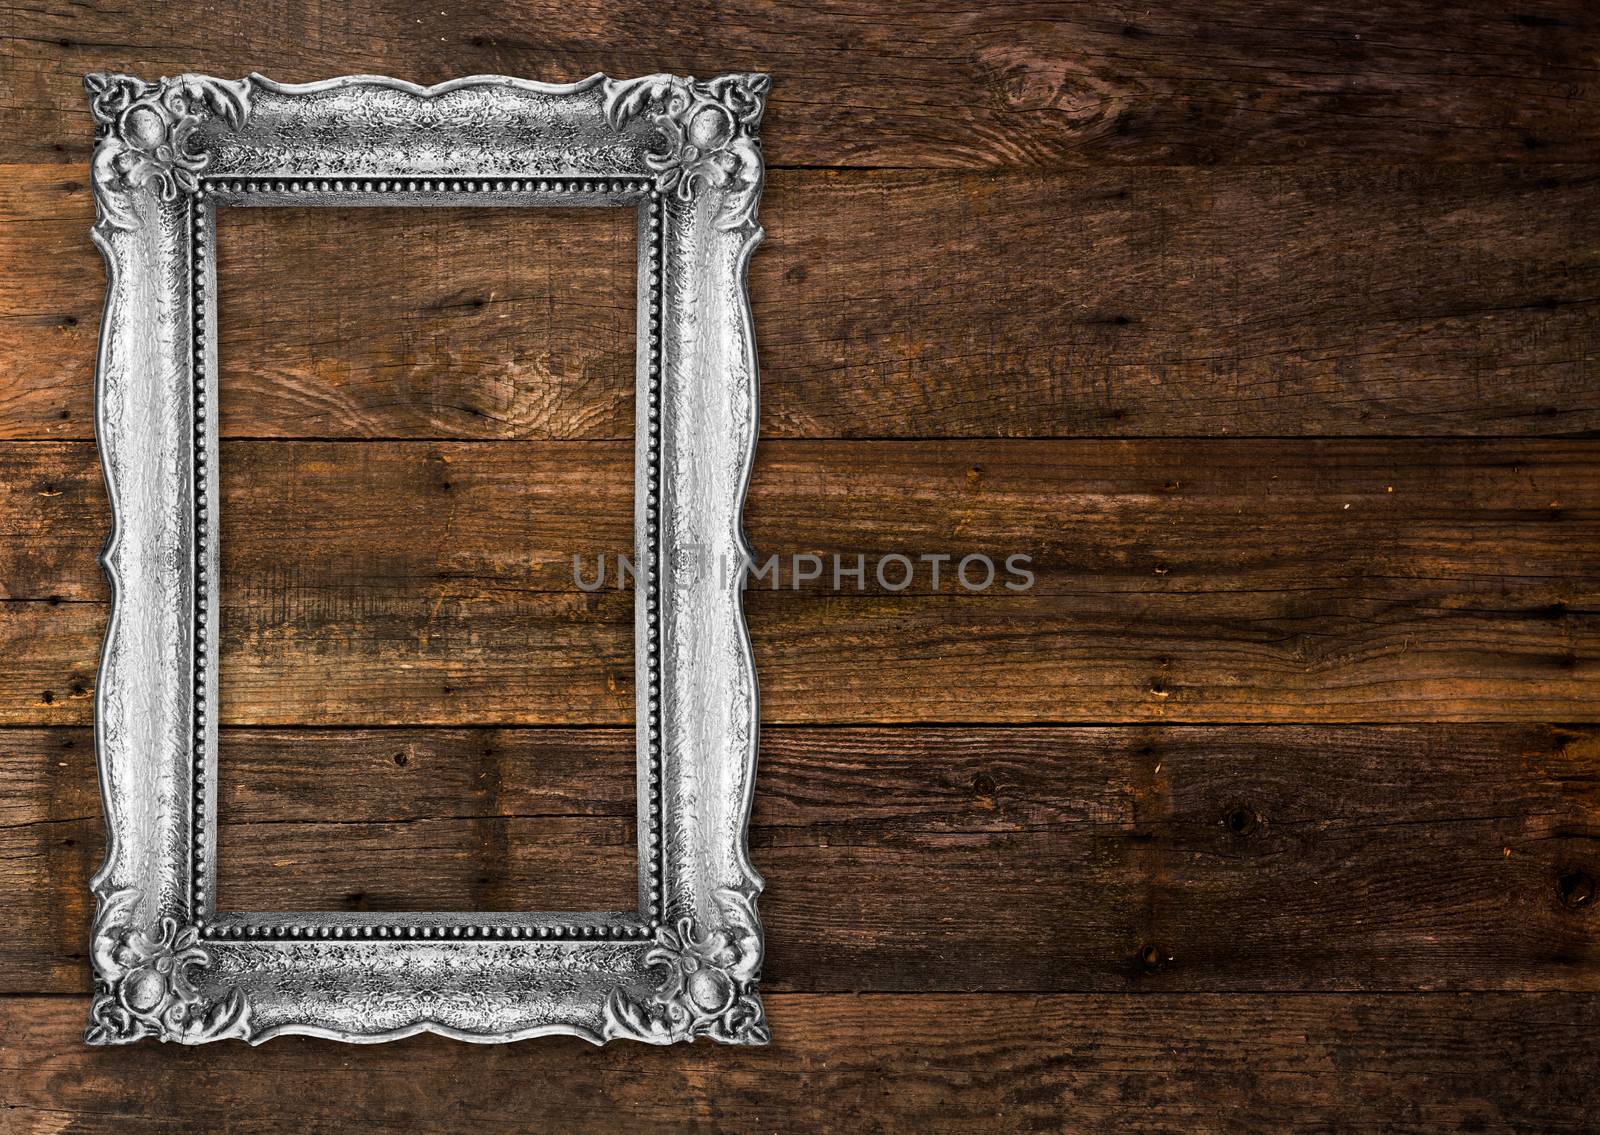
<box><xmin>2</xmin><ymin>992</ymin><xmax>1597</xmax><ymax>1133</ymax></box>
<box><xmin>5</xmin><ymin>164</ymin><xmax>1600</xmax><ymax>440</ymax></box>
<box><xmin>0</xmin><ymin>438</ymin><xmax>1593</xmax><ymax>725</ymax></box>
<box><xmin>215</xmin><ymin>204</ymin><xmax>637</xmax><ymax>440</ymax></box>
<box><xmin>5</xmin><ymin>724</ymin><xmax>1597</xmax><ymax>994</ymax></box>
<box><xmin>218</xmin><ymin>816</ymin><xmax>638</xmax><ymax>914</ymax></box>
<box><xmin>213</xmin><ymin>729</ymin><xmax>639</xmax><ymax>913</ymax></box>
<box><xmin>6</xmin><ymin>1</ymin><xmax>1600</xmax><ymax>168</ymax></box>
<box><xmin>2</xmin><ymin>1</ymin><xmax>1596</xmax><ymax>1123</ymax></box>
<box><xmin>216</xmin><ymin>437</ymin><xmax>638</xmax><ymax>727</ymax></box>
<box><xmin>217</xmin><ymin>727</ymin><xmax>637</xmax><ymax>824</ymax></box>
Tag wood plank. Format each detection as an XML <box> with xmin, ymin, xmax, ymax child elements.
<box><xmin>0</xmin><ymin>438</ymin><xmax>1594</xmax><ymax>725</ymax></box>
<box><xmin>215</xmin><ymin>438</ymin><xmax>636</xmax><ymax>727</ymax></box>
<box><xmin>5</xmin><ymin>164</ymin><xmax>1599</xmax><ymax>440</ymax></box>
<box><xmin>218</xmin><ymin>816</ymin><xmax>637</xmax><ymax>913</ymax></box>
<box><xmin>5</xmin><ymin>1</ymin><xmax>1600</xmax><ymax>167</ymax></box>
<box><xmin>2</xmin><ymin>993</ymin><xmax>1596</xmax><ymax>1132</ymax></box>
<box><xmin>5</xmin><ymin>724</ymin><xmax>1597</xmax><ymax>994</ymax></box>
<box><xmin>213</xmin><ymin>728</ymin><xmax>638</xmax><ymax>913</ymax></box>
<box><xmin>214</xmin><ymin>204</ymin><xmax>637</xmax><ymax>441</ymax></box>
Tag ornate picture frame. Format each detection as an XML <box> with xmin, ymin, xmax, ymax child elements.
<box><xmin>84</xmin><ymin>72</ymin><xmax>768</xmax><ymax>1046</ymax></box>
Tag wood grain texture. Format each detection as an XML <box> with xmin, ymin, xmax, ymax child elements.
<box><xmin>2</xmin><ymin>993</ymin><xmax>1598</xmax><ymax>1133</ymax></box>
<box><xmin>4</xmin><ymin>164</ymin><xmax>1599</xmax><ymax>440</ymax></box>
<box><xmin>4</xmin><ymin>725</ymin><xmax>1596</xmax><ymax>995</ymax></box>
<box><xmin>2</xmin><ymin>438</ymin><xmax>1595</xmax><ymax>725</ymax></box>
<box><xmin>0</xmin><ymin>438</ymin><xmax>1593</xmax><ymax>720</ymax></box>
<box><xmin>215</xmin><ymin>203</ymin><xmax>637</xmax><ymax>441</ymax></box>
<box><xmin>213</xmin><ymin>724</ymin><xmax>639</xmax><ymax>913</ymax></box>
<box><xmin>5</xmin><ymin>1</ymin><xmax>1600</xmax><ymax>168</ymax></box>
<box><xmin>3</xmin><ymin>1</ymin><xmax>1598</xmax><ymax>1122</ymax></box>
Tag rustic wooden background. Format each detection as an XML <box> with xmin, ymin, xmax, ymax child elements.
<box><xmin>3</xmin><ymin>1</ymin><xmax>1599</xmax><ymax>1130</ymax></box>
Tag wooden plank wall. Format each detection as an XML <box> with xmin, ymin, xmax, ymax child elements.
<box><xmin>2</xmin><ymin>2</ymin><xmax>1598</xmax><ymax>1130</ymax></box>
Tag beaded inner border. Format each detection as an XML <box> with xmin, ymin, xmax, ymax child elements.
<box><xmin>187</xmin><ymin>175</ymin><xmax>665</xmax><ymax>943</ymax></box>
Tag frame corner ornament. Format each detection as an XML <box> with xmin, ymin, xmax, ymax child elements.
<box><xmin>85</xmin><ymin>71</ymin><xmax>252</xmax><ymax>230</ymax></box>
<box><xmin>602</xmin><ymin>889</ymin><xmax>769</xmax><ymax>1045</ymax></box>
<box><xmin>85</xmin><ymin>889</ymin><xmax>252</xmax><ymax>1046</ymax></box>
<box><xmin>86</xmin><ymin>70</ymin><xmax>767</xmax><ymax>1047</ymax></box>
<box><xmin>603</xmin><ymin>72</ymin><xmax>770</xmax><ymax>229</ymax></box>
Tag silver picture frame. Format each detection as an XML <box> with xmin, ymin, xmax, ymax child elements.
<box><xmin>84</xmin><ymin>71</ymin><xmax>768</xmax><ymax>1046</ymax></box>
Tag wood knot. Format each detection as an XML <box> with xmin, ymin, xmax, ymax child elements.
<box><xmin>1223</xmin><ymin>804</ymin><xmax>1259</xmax><ymax>838</ymax></box>
<box><xmin>974</xmin><ymin>34</ymin><xmax>1128</xmax><ymax>133</ymax></box>
<box><xmin>1557</xmin><ymin>869</ymin><xmax>1594</xmax><ymax>909</ymax></box>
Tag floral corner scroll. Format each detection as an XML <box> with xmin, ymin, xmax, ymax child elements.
<box><xmin>86</xmin><ymin>889</ymin><xmax>251</xmax><ymax>1045</ymax></box>
<box><xmin>85</xmin><ymin>72</ymin><xmax>250</xmax><ymax>230</ymax></box>
<box><xmin>603</xmin><ymin>73</ymin><xmax>768</xmax><ymax>229</ymax></box>
<box><xmin>602</xmin><ymin>889</ymin><xmax>768</xmax><ymax>1045</ymax></box>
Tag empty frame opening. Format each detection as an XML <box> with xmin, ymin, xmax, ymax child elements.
<box><xmin>211</xmin><ymin>204</ymin><xmax>638</xmax><ymax>913</ymax></box>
